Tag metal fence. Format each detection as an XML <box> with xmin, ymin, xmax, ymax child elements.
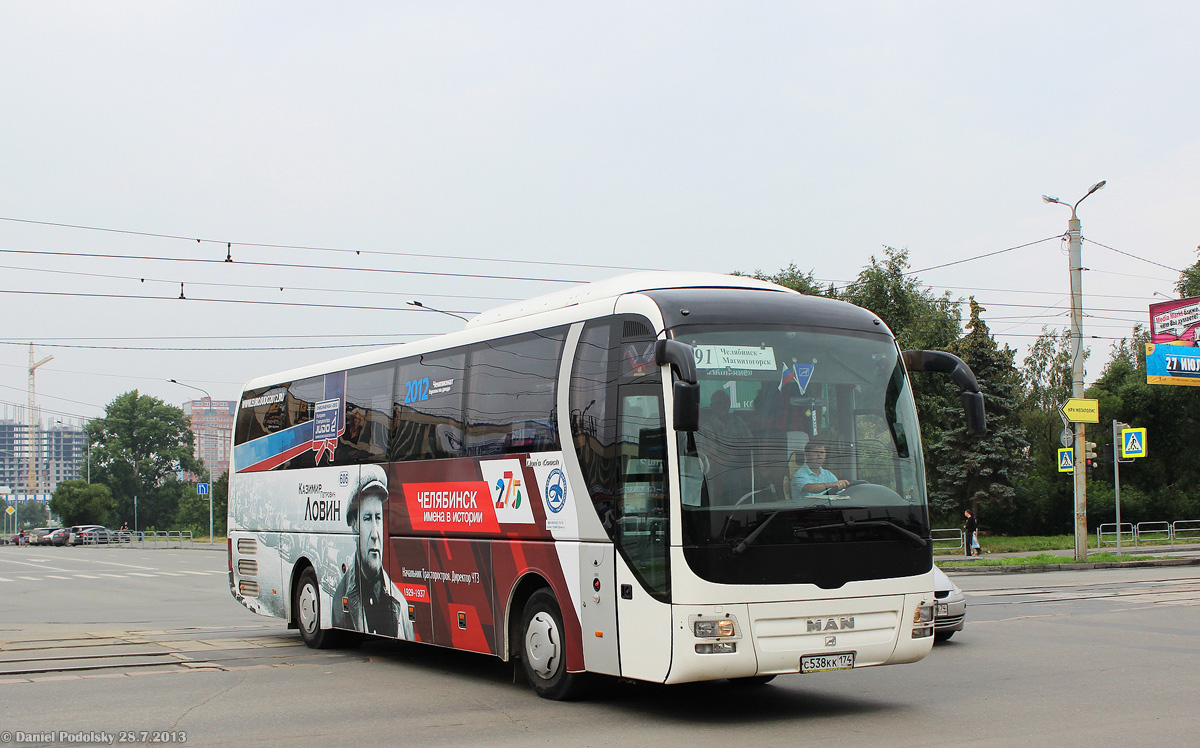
<box><xmin>99</xmin><ymin>530</ymin><xmax>195</xmax><ymax>548</ymax></box>
<box><xmin>1097</xmin><ymin>520</ymin><xmax>1199</xmax><ymax>548</ymax></box>
<box><xmin>932</xmin><ymin>528</ymin><xmax>964</xmax><ymax>554</ymax></box>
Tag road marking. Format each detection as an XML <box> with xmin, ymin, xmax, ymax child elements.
<box><xmin>0</xmin><ymin>576</ymin><xmax>12</xmax><ymax>582</ymax></box>
<box><xmin>74</xmin><ymin>574</ymin><xmax>103</xmax><ymax>579</ymax></box>
<box><xmin>98</xmin><ymin>573</ymin><xmax>126</xmax><ymax>578</ymax></box>
<box><xmin>179</xmin><ymin>571</ymin><xmax>211</xmax><ymax>576</ymax></box>
<box><xmin>158</xmin><ymin>572</ymin><xmax>184</xmax><ymax>576</ymax></box>
<box><xmin>19</xmin><ymin>576</ymin><xmax>41</xmax><ymax>581</ymax></box>
<box><xmin>127</xmin><ymin>573</ymin><xmax>158</xmax><ymax>578</ymax></box>
<box><xmin>45</xmin><ymin>575</ymin><xmax>72</xmax><ymax>580</ymax></box>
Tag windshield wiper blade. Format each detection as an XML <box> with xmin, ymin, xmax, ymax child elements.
<box><xmin>802</xmin><ymin>518</ymin><xmax>928</xmax><ymax>548</ymax></box>
<box><xmin>732</xmin><ymin>509</ymin><xmax>784</xmax><ymax>556</ymax></box>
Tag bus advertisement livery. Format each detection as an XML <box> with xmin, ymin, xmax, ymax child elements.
<box><xmin>228</xmin><ymin>271</ymin><xmax>985</xmax><ymax>699</ymax></box>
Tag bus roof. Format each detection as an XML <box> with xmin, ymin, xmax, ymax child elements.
<box><xmin>465</xmin><ymin>271</ymin><xmax>791</xmax><ymax>328</ymax></box>
<box><xmin>238</xmin><ymin>272</ymin><xmax>798</xmax><ymax>394</ymax></box>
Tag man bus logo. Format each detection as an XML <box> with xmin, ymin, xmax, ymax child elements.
<box><xmin>544</xmin><ymin>468</ymin><xmax>568</xmax><ymax>513</ymax></box>
<box><xmin>807</xmin><ymin>617</ymin><xmax>855</xmax><ymax>632</ymax></box>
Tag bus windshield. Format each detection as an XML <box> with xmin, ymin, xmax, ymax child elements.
<box><xmin>673</xmin><ymin>325</ymin><xmax>930</xmax><ymax>588</ymax></box>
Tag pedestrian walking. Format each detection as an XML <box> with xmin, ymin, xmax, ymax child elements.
<box><xmin>964</xmin><ymin>509</ymin><xmax>981</xmax><ymax>556</ymax></box>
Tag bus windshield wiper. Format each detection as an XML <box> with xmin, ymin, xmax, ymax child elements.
<box><xmin>802</xmin><ymin>518</ymin><xmax>928</xmax><ymax>548</ymax></box>
<box><xmin>732</xmin><ymin>509</ymin><xmax>785</xmax><ymax>556</ymax></box>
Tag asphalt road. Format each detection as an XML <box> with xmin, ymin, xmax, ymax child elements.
<box><xmin>3</xmin><ymin>546</ymin><xmax>1198</xmax><ymax>748</ymax></box>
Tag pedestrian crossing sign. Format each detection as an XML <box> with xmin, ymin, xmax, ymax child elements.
<box><xmin>1120</xmin><ymin>428</ymin><xmax>1147</xmax><ymax>459</ymax></box>
<box><xmin>1057</xmin><ymin>448</ymin><xmax>1074</xmax><ymax>472</ymax></box>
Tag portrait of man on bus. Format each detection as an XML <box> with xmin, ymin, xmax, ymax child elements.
<box><xmin>332</xmin><ymin>465</ymin><xmax>414</xmax><ymax>639</ymax></box>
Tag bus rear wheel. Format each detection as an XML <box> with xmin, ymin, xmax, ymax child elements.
<box><xmin>520</xmin><ymin>589</ymin><xmax>588</xmax><ymax>700</ymax></box>
<box><xmin>295</xmin><ymin>567</ymin><xmax>340</xmax><ymax>649</ymax></box>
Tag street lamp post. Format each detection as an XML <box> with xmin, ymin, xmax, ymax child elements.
<box><xmin>1043</xmin><ymin>180</ymin><xmax>1106</xmax><ymax>562</ymax></box>
<box><xmin>168</xmin><ymin>379</ymin><xmax>217</xmax><ymax>544</ymax></box>
<box><xmin>406</xmin><ymin>300</ymin><xmax>469</xmax><ymax>322</ymax></box>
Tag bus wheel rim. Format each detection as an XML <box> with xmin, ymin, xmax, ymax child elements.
<box><xmin>525</xmin><ymin>611</ymin><xmax>559</xmax><ymax>679</ymax></box>
<box><xmin>298</xmin><ymin>583</ymin><xmax>318</xmax><ymax>634</ymax></box>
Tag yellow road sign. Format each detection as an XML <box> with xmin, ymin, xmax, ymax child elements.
<box><xmin>1059</xmin><ymin>398</ymin><xmax>1100</xmax><ymax>424</ymax></box>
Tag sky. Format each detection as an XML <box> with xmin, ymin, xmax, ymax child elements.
<box><xmin>3</xmin><ymin>2</ymin><xmax>1199</xmax><ymax>427</ymax></box>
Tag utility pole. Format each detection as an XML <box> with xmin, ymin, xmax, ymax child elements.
<box><xmin>1044</xmin><ymin>181</ymin><xmax>1106</xmax><ymax>562</ymax></box>
<box><xmin>1112</xmin><ymin>420</ymin><xmax>1129</xmax><ymax>554</ymax></box>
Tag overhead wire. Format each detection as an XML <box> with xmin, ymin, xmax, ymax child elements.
<box><xmin>0</xmin><ymin>262</ymin><xmax>523</xmax><ymax>303</ymax></box>
<box><xmin>0</xmin><ymin>215</ymin><xmax>660</xmax><ymax>272</ymax></box>
<box><xmin>0</xmin><ymin>246</ymin><xmax>593</xmax><ymax>285</ymax></box>
<box><xmin>1085</xmin><ymin>238</ymin><xmax>1183</xmax><ymax>273</ymax></box>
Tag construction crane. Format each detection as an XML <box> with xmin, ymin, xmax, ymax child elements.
<box><xmin>27</xmin><ymin>344</ymin><xmax>53</xmax><ymax>495</ymax></box>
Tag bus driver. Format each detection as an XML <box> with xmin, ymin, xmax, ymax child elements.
<box><xmin>791</xmin><ymin>441</ymin><xmax>849</xmax><ymax>498</ymax></box>
<box><xmin>333</xmin><ymin>465</ymin><xmax>413</xmax><ymax>639</ymax></box>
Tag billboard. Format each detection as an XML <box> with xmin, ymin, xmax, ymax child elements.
<box><xmin>1147</xmin><ymin>295</ymin><xmax>1200</xmax><ymax>386</ymax></box>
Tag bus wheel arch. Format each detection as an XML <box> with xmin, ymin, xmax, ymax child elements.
<box><xmin>514</xmin><ymin>585</ymin><xmax>590</xmax><ymax>700</ymax></box>
<box><xmin>287</xmin><ymin>558</ymin><xmax>315</xmax><ymax>630</ymax></box>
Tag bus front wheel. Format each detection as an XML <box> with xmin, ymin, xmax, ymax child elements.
<box><xmin>520</xmin><ymin>589</ymin><xmax>588</xmax><ymax>700</ymax></box>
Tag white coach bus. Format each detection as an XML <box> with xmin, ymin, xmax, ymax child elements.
<box><xmin>228</xmin><ymin>271</ymin><xmax>984</xmax><ymax>699</ymax></box>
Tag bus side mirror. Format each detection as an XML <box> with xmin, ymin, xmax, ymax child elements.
<box><xmin>902</xmin><ymin>350</ymin><xmax>987</xmax><ymax>437</ymax></box>
<box><xmin>655</xmin><ymin>339</ymin><xmax>700</xmax><ymax>432</ymax></box>
<box><xmin>673</xmin><ymin>381</ymin><xmax>700</xmax><ymax>432</ymax></box>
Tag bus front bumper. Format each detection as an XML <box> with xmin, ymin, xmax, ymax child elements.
<box><xmin>666</xmin><ymin>593</ymin><xmax>935</xmax><ymax>683</ymax></box>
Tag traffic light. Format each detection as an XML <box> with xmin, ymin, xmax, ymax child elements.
<box><xmin>1085</xmin><ymin>441</ymin><xmax>1097</xmax><ymax>460</ymax></box>
<box><xmin>1086</xmin><ymin>458</ymin><xmax>1096</xmax><ymax>476</ymax></box>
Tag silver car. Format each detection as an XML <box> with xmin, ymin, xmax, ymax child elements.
<box><xmin>933</xmin><ymin>565</ymin><xmax>966</xmax><ymax>641</ymax></box>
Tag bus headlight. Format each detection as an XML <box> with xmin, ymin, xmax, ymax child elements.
<box><xmin>912</xmin><ymin>603</ymin><xmax>934</xmax><ymax>638</ymax></box>
<box><xmin>693</xmin><ymin>618</ymin><xmax>736</xmax><ymax>638</ymax></box>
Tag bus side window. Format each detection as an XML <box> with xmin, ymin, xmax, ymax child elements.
<box><xmin>390</xmin><ymin>351</ymin><xmax>466</xmax><ymax>462</ymax></box>
<box><xmin>338</xmin><ymin>362</ymin><xmax>394</xmax><ymax>465</ymax></box>
<box><xmin>463</xmin><ymin>328</ymin><xmax>566</xmax><ymax>457</ymax></box>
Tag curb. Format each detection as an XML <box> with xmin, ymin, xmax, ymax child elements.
<box><xmin>941</xmin><ymin>557</ymin><xmax>1200</xmax><ymax>574</ymax></box>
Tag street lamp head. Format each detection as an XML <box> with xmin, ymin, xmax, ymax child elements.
<box><xmin>1088</xmin><ymin>180</ymin><xmax>1107</xmax><ymax>195</ymax></box>
<box><xmin>1042</xmin><ymin>195</ymin><xmax>1061</xmax><ymax>205</ymax></box>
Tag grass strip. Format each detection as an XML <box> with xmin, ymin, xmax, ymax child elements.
<box><xmin>939</xmin><ymin>552</ymin><xmax>1161</xmax><ymax>568</ymax></box>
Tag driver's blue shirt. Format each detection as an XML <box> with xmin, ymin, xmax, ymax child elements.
<box><xmin>791</xmin><ymin>464</ymin><xmax>839</xmax><ymax>497</ymax></box>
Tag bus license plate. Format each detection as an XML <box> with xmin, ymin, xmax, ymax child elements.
<box><xmin>801</xmin><ymin>653</ymin><xmax>854</xmax><ymax>673</ymax></box>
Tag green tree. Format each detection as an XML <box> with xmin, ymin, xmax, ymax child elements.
<box><xmin>837</xmin><ymin>247</ymin><xmax>961</xmax><ymax>352</ymax></box>
<box><xmin>175</xmin><ymin>470</ymin><xmax>228</xmax><ymax>539</ymax></box>
<box><xmin>836</xmin><ymin>247</ymin><xmax>965</xmax><ymax>504</ymax></box>
<box><xmin>1174</xmin><ymin>248</ymin><xmax>1200</xmax><ymax>298</ymax></box>
<box><xmin>49</xmin><ymin>480</ymin><xmax>116</xmax><ymax>526</ymax></box>
<box><xmin>744</xmin><ymin>263</ymin><xmax>832</xmax><ymax>296</ymax></box>
<box><xmin>927</xmin><ymin>299</ymin><xmax>1029</xmax><ymax>522</ymax></box>
<box><xmin>1087</xmin><ymin>345</ymin><xmax>1200</xmax><ymax>524</ymax></box>
<box><xmin>1004</xmin><ymin>327</ymin><xmax>1080</xmax><ymax>534</ymax></box>
<box><xmin>87</xmin><ymin>391</ymin><xmax>202</xmax><ymax>530</ymax></box>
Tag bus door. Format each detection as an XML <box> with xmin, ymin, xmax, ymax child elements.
<box><xmin>613</xmin><ymin>388</ymin><xmax>673</xmax><ymax>682</ymax></box>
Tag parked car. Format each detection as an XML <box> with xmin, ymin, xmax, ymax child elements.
<box><xmin>933</xmin><ymin>565</ymin><xmax>966</xmax><ymax>641</ymax></box>
<box><xmin>34</xmin><ymin>527</ymin><xmax>63</xmax><ymax>545</ymax></box>
<box><xmin>68</xmin><ymin>524</ymin><xmax>106</xmax><ymax>545</ymax></box>
<box><xmin>46</xmin><ymin>528</ymin><xmax>72</xmax><ymax>546</ymax></box>
<box><xmin>77</xmin><ymin>526</ymin><xmax>116</xmax><ymax>545</ymax></box>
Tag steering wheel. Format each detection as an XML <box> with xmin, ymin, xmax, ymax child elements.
<box><xmin>823</xmin><ymin>480</ymin><xmax>868</xmax><ymax>495</ymax></box>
